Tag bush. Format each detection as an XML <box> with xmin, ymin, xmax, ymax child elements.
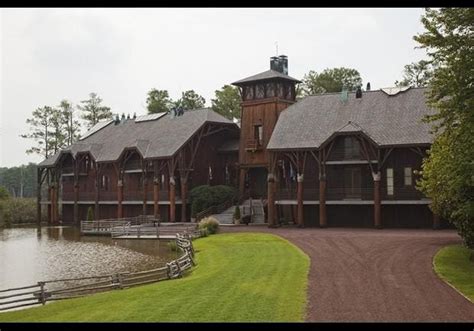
<box><xmin>0</xmin><ymin>198</ymin><xmax>37</xmax><ymax>225</ymax></box>
<box><xmin>87</xmin><ymin>207</ymin><xmax>94</xmax><ymax>221</ymax></box>
<box><xmin>233</xmin><ymin>206</ymin><xmax>241</xmax><ymax>224</ymax></box>
<box><xmin>168</xmin><ymin>241</ymin><xmax>178</xmax><ymax>252</ymax></box>
<box><xmin>198</xmin><ymin>216</ymin><xmax>219</xmax><ymax>234</ymax></box>
<box><xmin>199</xmin><ymin>228</ymin><xmax>209</xmax><ymax>237</ymax></box>
<box><xmin>189</xmin><ymin>185</ymin><xmax>237</xmax><ymax>218</ymax></box>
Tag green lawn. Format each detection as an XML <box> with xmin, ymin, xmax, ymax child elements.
<box><xmin>433</xmin><ymin>244</ymin><xmax>474</xmax><ymax>302</ymax></box>
<box><xmin>0</xmin><ymin>232</ymin><xmax>310</xmax><ymax>322</ymax></box>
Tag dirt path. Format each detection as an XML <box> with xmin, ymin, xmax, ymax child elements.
<box><xmin>221</xmin><ymin>226</ymin><xmax>474</xmax><ymax>321</ymax></box>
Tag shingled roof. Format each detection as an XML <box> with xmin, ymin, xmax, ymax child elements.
<box><xmin>267</xmin><ymin>87</ymin><xmax>434</xmax><ymax>151</ymax></box>
<box><xmin>232</xmin><ymin>69</ymin><xmax>301</xmax><ymax>86</ymax></box>
<box><xmin>39</xmin><ymin>108</ymin><xmax>237</xmax><ymax>167</ymax></box>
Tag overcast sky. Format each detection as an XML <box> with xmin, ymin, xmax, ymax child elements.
<box><xmin>0</xmin><ymin>8</ymin><xmax>428</xmax><ymax>167</ymax></box>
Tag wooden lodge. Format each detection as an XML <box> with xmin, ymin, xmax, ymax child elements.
<box><xmin>37</xmin><ymin>55</ymin><xmax>447</xmax><ymax>229</ymax></box>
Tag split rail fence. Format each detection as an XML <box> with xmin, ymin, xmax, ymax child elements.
<box><xmin>0</xmin><ymin>231</ymin><xmax>200</xmax><ymax>312</ymax></box>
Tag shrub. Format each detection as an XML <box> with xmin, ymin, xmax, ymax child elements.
<box><xmin>168</xmin><ymin>240</ymin><xmax>178</xmax><ymax>252</ymax></box>
<box><xmin>189</xmin><ymin>185</ymin><xmax>237</xmax><ymax>217</ymax></box>
<box><xmin>198</xmin><ymin>216</ymin><xmax>219</xmax><ymax>234</ymax></box>
<box><xmin>233</xmin><ymin>206</ymin><xmax>241</xmax><ymax>224</ymax></box>
<box><xmin>87</xmin><ymin>207</ymin><xmax>94</xmax><ymax>221</ymax></box>
<box><xmin>0</xmin><ymin>198</ymin><xmax>37</xmax><ymax>225</ymax></box>
<box><xmin>199</xmin><ymin>228</ymin><xmax>209</xmax><ymax>237</ymax></box>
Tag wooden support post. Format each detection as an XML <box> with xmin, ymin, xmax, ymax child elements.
<box><xmin>47</xmin><ymin>186</ymin><xmax>52</xmax><ymax>224</ymax></box>
<box><xmin>95</xmin><ymin>168</ymin><xmax>100</xmax><ymax>221</ymax></box>
<box><xmin>51</xmin><ymin>184</ymin><xmax>57</xmax><ymax>224</ymax></box>
<box><xmin>433</xmin><ymin>212</ymin><xmax>441</xmax><ymax>230</ymax></box>
<box><xmin>117</xmin><ymin>180</ymin><xmax>123</xmax><ymax>219</ymax></box>
<box><xmin>373</xmin><ymin>172</ymin><xmax>382</xmax><ymax>229</ymax></box>
<box><xmin>319</xmin><ymin>175</ymin><xmax>327</xmax><ymax>228</ymax></box>
<box><xmin>239</xmin><ymin>168</ymin><xmax>246</xmax><ymax>198</ymax></box>
<box><xmin>180</xmin><ymin>176</ymin><xmax>187</xmax><ymax>222</ymax></box>
<box><xmin>169</xmin><ymin>176</ymin><xmax>176</xmax><ymax>222</ymax></box>
<box><xmin>142</xmin><ymin>178</ymin><xmax>148</xmax><ymax>216</ymax></box>
<box><xmin>73</xmin><ymin>183</ymin><xmax>79</xmax><ymax>224</ymax></box>
<box><xmin>297</xmin><ymin>174</ymin><xmax>304</xmax><ymax>227</ymax></box>
<box><xmin>153</xmin><ymin>177</ymin><xmax>160</xmax><ymax>220</ymax></box>
<box><xmin>267</xmin><ymin>173</ymin><xmax>276</xmax><ymax>228</ymax></box>
<box><xmin>37</xmin><ymin>168</ymin><xmax>42</xmax><ymax>226</ymax></box>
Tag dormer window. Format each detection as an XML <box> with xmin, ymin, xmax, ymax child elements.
<box><xmin>344</xmin><ymin>136</ymin><xmax>360</xmax><ymax>159</ymax></box>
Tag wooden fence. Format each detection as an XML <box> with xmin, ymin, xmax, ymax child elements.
<box><xmin>81</xmin><ymin>215</ymin><xmax>160</xmax><ymax>235</ymax></box>
<box><xmin>0</xmin><ymin>231</ymin><xmax>198</xmax><ymax>312</ymax></box>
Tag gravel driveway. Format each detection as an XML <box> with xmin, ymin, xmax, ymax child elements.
<box><xmin>221</xmin><ymin>226</ymin><xmax>474</xmax><ymax>321</ymax></box>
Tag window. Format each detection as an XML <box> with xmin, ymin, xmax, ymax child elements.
<box><xmin>254</xmin><ymin>125</ymin><xmax>263</xmax><ymax>144</ymax></box>
<box><xmin>404</xmin><ymin>167</ymin><xmax>412</xmax><ymax>186</ymax></box>
<box><xmin>100</xmin><ymin>175</ymin><xmax>109</xmax><ymax>190</ymax></box>
<box><xmin>256</xmin><ymin>84</ymin><xmax>265</xmax><ymax>99</ymax></box>
<box><xmin>344</xmin><ymin>136</ymin><xmax>360</xmax><ymax>159</ymax></box>
<box><xmin>277</xmin><ymin>82</ymin><xmax>284</xmax><ymax>98</ymax></box>
<box><xmin>285</xmin><ymin>84</ymin><xmax>293</xmax><ymax>99</ymax></box>
<box><xmin>244</xmin><ymin>86</ymin><xmax>254</xmax><ymax>100</ymax></box>
<box><xmin>386</xmin><ymin>168</ymin><xmax>394</xmax><ymax>196</ymax></box>
<box><xmin>265</xmin><ymin>82</ymin><xmax>275</xmax><ymax>98</ymax></box>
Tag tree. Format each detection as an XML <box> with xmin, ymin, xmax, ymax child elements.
<box><xmin>48</xmin><ymin>107</ymin><xmax>68</xmax><ymax>154</ymax></box>
<box><xmin>0</xmin><ymin>186</ymin><xmax>10</xmax><ymax>200</ymax></box>
<box><xmin>175</xmin><ymin>90</ymin><xmax>206</xmax><ymax>110</ymax></box>
<box><xmin>146</xmin><ymin>89</ymin><xmax>173</xmax><ymax>114</ymax></box>
<box><xmin>300</xmin><ymin>67</ymin><xmax>363</xmax><ymax>96</ymax></box>
<box><xmin>58</xmin><ymin>100</ymin><xmax>81</xmax><ymax>145</ymax></box>
<box><xmin>21</xmin><ymin>106</ymin><xmax>54</xmax><ymax>158</ymax></box>
<box><xmin>78</xmin><ymin>93</ymin><xmax>113</xmax><ymax>129</ymax></box>
<box><xmin>395</xmin><ymin>60</ymin><xmax>434</xmax><ymax>87</ymax></box>
<box><xmin>211</xmin><ymin>85</ymin><xmax>241</xmax><ymax>120</ymax></box>
<box><xmin>0</xmin><ymin>164</ymin><xmax>37</xmax><ymax>198</ymax></box>
<box><xmin>414</xmin><ymin>8</ymin><xmax>474</xmax><ymax>248</ymax></box>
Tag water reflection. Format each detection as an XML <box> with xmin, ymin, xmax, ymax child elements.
<box><xmin>0</xmin><ymin>226</ymin><xmax>176</xmax><ymax>290</ymax></box>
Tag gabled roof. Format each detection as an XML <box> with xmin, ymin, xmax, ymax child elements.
<box><xmin>38</xmin><ymin>108</ymin><xmax>237</xmax><ymax>167</ymax></box>
<box><xmin>232</xmin><ymin>69</ymin><xmax>301</xmax><ymax>86</ymax></box>
<box><xmin>267</xmin><ymin>87</ymin><xmax>434</xmax><ymax>151</ymax></box>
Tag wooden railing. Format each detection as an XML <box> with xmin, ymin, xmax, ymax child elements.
<box><xmin>195</xmin><ymin>198</ymin><xmax>236</xmax><ymax>223</ymax></box>
<box><xmin>0</xmin><ymin>230</ymin><xmax>199</xmax><ymax>312</ymax></box>
<box><xmin>80</xmin><ymin>215</ymin><xmax>160</xmax><ymax>235</ymax></box>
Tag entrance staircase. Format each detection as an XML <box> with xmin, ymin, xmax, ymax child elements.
<box><xmin>210</xmin><ymin>198</ymin><xmax>266</xmax><ymax>225</ymax></box>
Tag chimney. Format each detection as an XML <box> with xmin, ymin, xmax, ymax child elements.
<box><xmin>127</xmin><ymin>113</ymin><xmax>130</xmax><ymax>120</ymax></box>
<box><xmin>340</xmin><ymin>85</ymin><xmax>348</xmax><ymax>103</ymax></box>
<box><xmin>270</xmin><ymin>55</ymin><xmax>289</xmax><ymax>75</ymax></box>
<box><xmin>279</xmin><ymin>55</ymin><xmax>288</xmax><ymax>75</ymax></box>
<box><xmin>114</xmin><ymin>114</ymin><xmax>120</xmax><ymax>125</ymax></box>
<box><xmin>121</xmin><ymin>113</ymin><xmax>126</xmax><ymax>124</ymax></box>
<box><xmin>270</xmin><ymin>56</ymin><xmax>280</xmax><ymax>72</ymax></box>
<box><xmin>366</xmin><ymin>82</ymin><xmax>371</xmax><ymax>91</ymax></box>
<box><xmin>356</xmin><ymin>86</ymin><xmax>362</xmax><ymax>99</ymax></box>
<box><xmin>133</xmin><ymin>112</ymin><xmax>137</xmax><ymax>119</ymax></box>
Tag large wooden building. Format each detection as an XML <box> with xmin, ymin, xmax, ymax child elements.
<box><xmin>38</xmin><ymin>55</ymin><xmax>446</xmax><ymax>228</ymax></box>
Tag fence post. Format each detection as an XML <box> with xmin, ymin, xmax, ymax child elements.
<box><xmin>166</xmin><ymin>263</ymin><xmax>172</xmax><ymax>279</ymax></box>
<box><xmin>38</xmin><ymin>282</ymin><xmax>46</xmax><ymax>305</ymax></box>
<box><xmin>174</xmin><ymin>260</ymin><xmax>182</xmax><ymax>278</ymax></box>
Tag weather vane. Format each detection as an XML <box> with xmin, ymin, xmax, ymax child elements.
<box><xmin>275</xmin><ymin>41</ymin><xmax>279</xmax><ymax>56</ymax></box>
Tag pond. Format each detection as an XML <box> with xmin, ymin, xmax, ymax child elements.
<box><xmin>0</xmin><ymin>226</ymin><xmax>176</xmax><ymax>290</ymax></box>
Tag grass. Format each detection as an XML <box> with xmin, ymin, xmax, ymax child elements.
<box><xmin>0</xmin><ymin>232</ymin><xmax>310</xmax><ymax>322</ymax></box>
<box><xmin>433</xmin><ymin>244</ymin><xmax>474</xmax><ymax>302</ymax></box>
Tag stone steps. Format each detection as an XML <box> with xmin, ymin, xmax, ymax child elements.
<box><xmin>211</xmin><ymin>199</ymin><xmax>266</xmax><ymax>225</ymax></box>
